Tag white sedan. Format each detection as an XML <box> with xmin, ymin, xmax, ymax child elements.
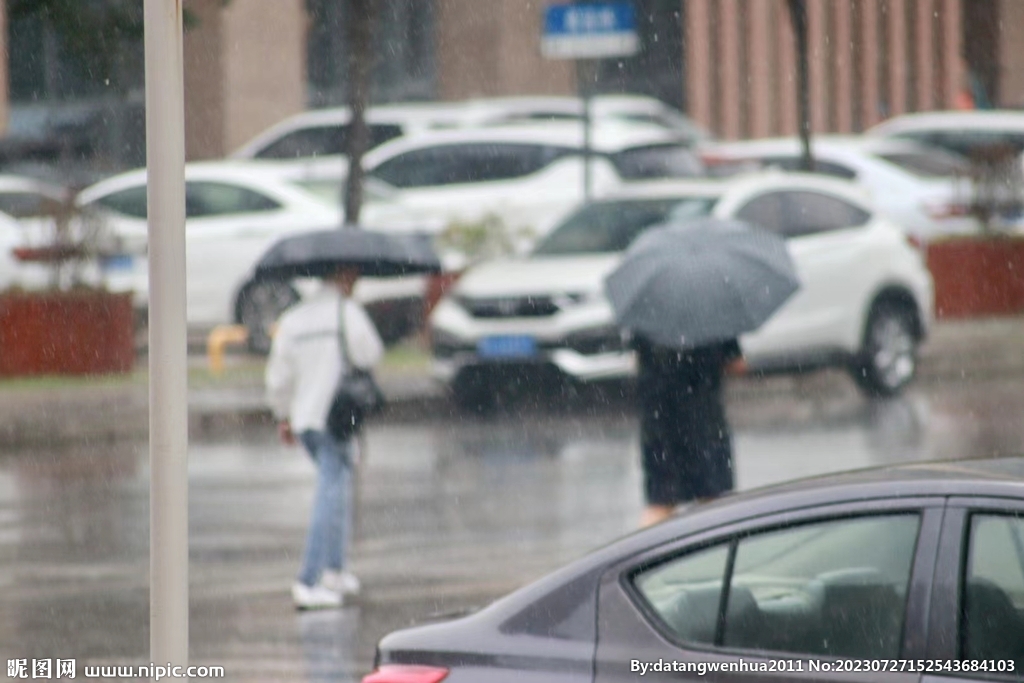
<box><xmin>76</xmin><ymin>162</ymin><xmax>342</xmax><ymax>352</ymax></box>
<box><xmin>229</xmin><ymin>101</ymin><xmax>468</xmax><ymax>161</ymax></box>
<box><xmin>700</xmin><ymin>136</ymin><xmax>978</xmax><ymax>241</ymax></box>
<box><xmin>866</xmin><ymin>109</ymin><xmax>1024</xmax><ymax>157</ymax></box>
<box><xmin>429</xmin><ymin>172</ymin><xmax>934</xmax><ymax>409</ymax></box>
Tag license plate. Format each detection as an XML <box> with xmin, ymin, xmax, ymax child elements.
<box><xmin>101</xmin><ymin>254</ymin><xmax>134</xmax><ymax>272</ymax></box>
<box><xmin>477</xmin><ymin>335</ymin><xmax>537</xmax><ymax>359</ymax></box>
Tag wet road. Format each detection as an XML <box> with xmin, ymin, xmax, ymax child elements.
<box><xmin>1</xmin><ymin>372</ymin><xmax>1023</xmax><ymax>681</ymax></box>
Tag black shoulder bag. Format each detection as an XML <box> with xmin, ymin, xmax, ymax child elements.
<box><xmin>326</xmin><ymin>300</ymin><xmax>385</xmax><ymax>441</ymax></box>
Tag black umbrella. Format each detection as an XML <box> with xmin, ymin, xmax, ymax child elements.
<box><xmin>604</xmin><ymin>218</ymin><xmax>800</xmax><ymax>348</ymax></box>
<box><xmin>254</xmin><ymin>226</ymin><xmax>443</xmax><ymax>280</ymax></box>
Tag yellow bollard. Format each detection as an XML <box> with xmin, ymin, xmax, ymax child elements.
<box><xmin>207</xmin><ymin>324</ymin><xmax>249</xmax><ymax>375</ymax></box>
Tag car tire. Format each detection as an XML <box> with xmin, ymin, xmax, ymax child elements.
<box><xmin>850</xmin><ymin>302</ymin><xmax>919</xmax><ymax>398</ymax></box>
<box><xmin>236</xmin><ymin>280</ymin><xmax>301</xmax><ymax>355</ymax></box>
<box><xmin>451</xmin><ymin>369</ymin><xmax>499</xmax><ymax>414</ymax></box>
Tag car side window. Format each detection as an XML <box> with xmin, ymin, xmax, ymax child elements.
<box><xmin>368</xmin><ymin>124</ymin><xmax>404</xmax><ymax>149</ymax></box>
<box><xmin>734</xmin><ymin>192</ymin><xmax>788</xmax><ymax>234</ymax></box>
<box><xmin>781</xmin><ymin>190</ymin><xmax>871</xmax><ymax>237</ymax></box>
<box><xmin>633</xmin><ymin>514</ymin><xmax>919</xmax><ymax>659</ymax></box>
<box><xmin>95</xmin><ymin>185</ymin><xmax>148</xmax><ymax>218</ymax></box>
<box><xmin>370</xmin><ymin>148</ymin><xmax>449</xmax><ymax>188</ymax></box>
<box><xmin>255</xmin><ymin>125</ymin><xmax>346</xmax><ymax>159</ymax></box>
<box><xmin>633</xmin><ymin>543</ymin><xmax>731</xmax><ymax>645</ymax></box>
<box><xmin>445</xmin><ymin>144</ymin><xmax>544</xmax><ymax>184</ymax></box>
<box><xmin>725</xmin><ymin>515</ymin><xmax>918</xmax><ymax>658</ymax></box>
<box><xmin>185</xmin><ymin>182</ymin><xmax>281</xmax><ymax>218</ymax></box>
<box><xmin>371</xmin><ymin>143</ymin><xmax>570</xmax><ymax>188</ymax></box>
<box><xmin>961</xmin><ymin>514</ymin><xmax>1024</xmax><ymax>670</ymax></box>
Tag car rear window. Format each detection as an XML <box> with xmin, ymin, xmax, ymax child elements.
<box><xmin>894</xmin><ymin>130</ymin><xmax>1024</xmax><ymax>158</ymax></box>
<box><xmin>0</xmin><ymin>191</ymin><xmax>58</xmax><ymax>218</ymax></box>
<box><xmin>255</xmin><ymin>124</ymin><xmax>404</xmax><ymax>159</ymax></box>
<box><xmin>749</xmin><ymin>156</ymin><xmax>858</xmax><ymax>180</ymax></box>
<box><xmin>533</xmin><ymin>197</ymin><xmax>717</xmax><ymax>255</ymax></box>
<box><xmin>612</xmin><ymin>144</ymin><xmax>705</xmax><ymax>179</ymax></box>
<box><xmin>94</xmin><ymin>185</ymin><xmax>148</xmax><ymax>218</ymax></box>
<box><xmin>875</xmin><ymin>150</ymin><xmax>971</xmax><ymax>178</ymax></box>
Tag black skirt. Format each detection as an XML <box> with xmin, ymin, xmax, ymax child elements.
<box><xmin>635</xmin><ymin>338</ymin><xmax>739</xmax><ymax>505</ymax></box>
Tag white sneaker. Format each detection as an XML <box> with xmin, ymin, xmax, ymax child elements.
<box><xmin>321</xmin><ymin>569</ymin><xmax>361</xmax><ymax>596</ymax></box>
<box><xmin>292</xmin><ymin>582</ymin><xmax>342</xmax><ymax>610</ymax></box>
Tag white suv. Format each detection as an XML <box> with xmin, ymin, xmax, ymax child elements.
<box><xmin>230</xmin><ymin>95</ymin><xmax>709</xmax><ymax>162</ymax></box>
<box><xmin>700</xmin><ymin>136</ymin><xmax>978</xmax><ymax>241</ymax></box>
<box><xmin>429</xmin><ymin>173</ymin><xmax>934</xmax><ymax>409</ymax></box>
<box><xmin>357</xmin><ymin>121</ymin><xmax>704</xmax><ymax>245</ymax></box>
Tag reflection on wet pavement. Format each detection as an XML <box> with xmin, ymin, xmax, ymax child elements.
<box><xmin>1</xmin><ymin>375</ymin><xmax>1023</xmax><ymax>680</ymax></box>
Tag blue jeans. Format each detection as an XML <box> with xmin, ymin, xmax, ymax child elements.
<box><xmin>297</xmin><ymin>431</ymin><xmax>354</xmax><ymax>587</ymax></box>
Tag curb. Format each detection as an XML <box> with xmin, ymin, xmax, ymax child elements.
<box><xmin>2</xmin><ymin>316</ymin><xmax>1022</xmax><ymax>448</ymax></box>
<box><xmin>4</xmin><ymin>358</ymin><xmax>1014</xmax><ymax>450</ymax></box>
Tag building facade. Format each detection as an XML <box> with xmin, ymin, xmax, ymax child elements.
<box><xmin>685</xmin><ymin>0</ymin><xmax>1024</xmax><ymax>140</ymax></box>
<box><xmin>3</xmin><ymin>0</ymin><xmax>1024</xmax><ymax>176</ymax></box>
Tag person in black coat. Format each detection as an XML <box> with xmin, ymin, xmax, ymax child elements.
<box><xmin>633</xmin><ymin>334</ymin><xmax>746</xmax><ymax>527</ymax></box>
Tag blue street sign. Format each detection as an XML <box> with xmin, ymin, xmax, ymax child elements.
<box><xmin>542</xmin><ymin>2</ymin><xmax>639</xmax><ymax>60</ymax></box>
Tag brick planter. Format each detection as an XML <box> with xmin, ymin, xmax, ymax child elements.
<box><xmin>926</xmin><ymin>237</ymin><xmax>1024</xmax><ymax>319</ymax></box>
<box><xmin>0</xmin><ymin>290</ymin><xmax>135</xmax><ymax>377</ymax></box>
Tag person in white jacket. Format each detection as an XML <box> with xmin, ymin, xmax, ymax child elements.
<box><xmin>265</xmin><ymin>265</ymin><xmax>384</xmax><ymax>610</ymax></box>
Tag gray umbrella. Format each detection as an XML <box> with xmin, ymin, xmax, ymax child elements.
<box><xmin>604</xmin><ymin>217</ymin><xmax>800</xmax><ymax>348</ymax></box>
<box><xmin>253</xmin><ymin>226</ymin><xmax>442</xmax><ymax>280</ymax></box>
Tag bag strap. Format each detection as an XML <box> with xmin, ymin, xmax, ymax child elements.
<box><xmin>338</xmin><ymin>296</ymin><xmax>353</xmax><ymax>376</ymax></box>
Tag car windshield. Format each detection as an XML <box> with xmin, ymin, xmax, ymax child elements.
<box><xmin>533</xmin><ymin>197</ymin><xmax>717</xmax><ymax>255</ymax></box>
<box><xmin>875</xmin><ymin>149</ymin><xmax>972</xmax><ymax>178</ymax></box>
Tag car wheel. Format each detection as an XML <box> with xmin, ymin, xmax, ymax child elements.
<box><xmin>236</xmin><ymin>280</ymin><xmax>300</xmax><ymax>355</ymax></box>
<box><xmin>451</xmin><ymin>369</ymin><xmax>499</xmax><ymax>414</ymax></box>
<box><xmin>851</xmin><ymin>302</ymin><xmax>919</xmax><ymax>397</ymax></box>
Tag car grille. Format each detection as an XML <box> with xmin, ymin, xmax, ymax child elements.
<box><xmin>459</xmin><ymin>295</ymin><xmax>560</xmax><ymax>319</ymax></box>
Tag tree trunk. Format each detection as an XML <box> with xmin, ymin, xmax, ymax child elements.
<box><xmin>787</xmin><ymin>0</ymin><xmax>814</xmax><ymax>172</ymax></box>
<box><xmin>343</xmin><ymin>0</ymin><xmax>375</xmax><ymax>227</ymax></box>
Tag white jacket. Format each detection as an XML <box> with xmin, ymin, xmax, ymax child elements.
<box><xmin>265</xmin><ymin>285</ymin><xmax>384</xmax><ymax>433</ymax></box>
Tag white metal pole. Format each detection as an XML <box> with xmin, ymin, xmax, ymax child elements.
<box><xmin>144</xmin><ymin>0</ymin><xmax>189</xmax><ymax>669</ymax></box>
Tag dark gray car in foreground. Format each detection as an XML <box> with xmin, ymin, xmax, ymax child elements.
<box><xmin>363</xmin><ymin>458</ymin><xmax>1024</xmax><ymax>683</ymax></box>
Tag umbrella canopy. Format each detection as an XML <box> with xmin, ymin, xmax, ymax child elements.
<box><xmin>604</xmin><ymin>217</ymin><xmax>800</xmax><ymax>348</ymax></box>
<box><xmin>254</xmin><ymin>226</ymin><xmax>443</xmax><ymax>279</ymax></box>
